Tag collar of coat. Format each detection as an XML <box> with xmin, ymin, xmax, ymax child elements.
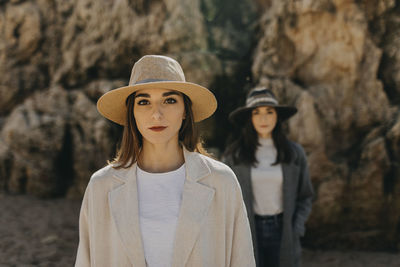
<box><xmin>108</xmin><ymin>147</ymin><xmax>215</xmax><ymax>267</ymax></box>
<box><xmin>111</xmin><ymin>146</ymin><xmax>211</xmax><ymax>182</ymax></box>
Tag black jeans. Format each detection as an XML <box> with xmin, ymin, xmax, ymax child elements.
<box><xmin>255</xmin><ymin>213</ymin><xmax>283</xmax><ymax>267</ymax></box>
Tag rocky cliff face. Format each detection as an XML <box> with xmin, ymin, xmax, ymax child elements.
<box><xmin>0</xmin><ymin>0</ymin><xmax>257</xmax><ymax>197</ymax></box>
<box><xmin>0</xmin><ymin>0</ymin><xmax>399</xmax><ymax>250</ymax></box>
<box><xmin>251</xmin><ymin>0</ymin><xmax>400</xmax><ymax>250</ymax></box>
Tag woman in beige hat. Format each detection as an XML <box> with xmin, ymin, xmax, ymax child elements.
<box><xmin>75</xmin><ymin>55</ymin><xmax>255</xmax><ymax>267</ymax></box>
<box><xmin>223</xmin><ymin>88</ymin><xmax>314</xmax><ymax>267</ymax></box>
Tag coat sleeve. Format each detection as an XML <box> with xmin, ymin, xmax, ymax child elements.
<box><xmin>230</xmin><ymin>179</ymin><xmax>256</xmax><ymax>267</ymax></box>
<box><xmin>294</xmin><ymin>144</ymin><xmax>314</xmax><ymax>237</ymax></box>
<box><xmin>75</xmin><ymin>184</ymin><xmax>91</xmax><ymax>267</ymax></box>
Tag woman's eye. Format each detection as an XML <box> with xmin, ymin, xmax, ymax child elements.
<box><xmin>137</xmin><ymin>99</ymin><xmax>149</xmax><ymax>105</ymax></box>
<box><xmin>165</xmin><ymin>98</ymin><xmax>177</xmax><ymax>104</ymax></box>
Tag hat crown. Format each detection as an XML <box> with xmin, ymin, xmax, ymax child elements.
<box><xmin>129</xmin><ymin>55</ymin><xmax>186</xmax><ymax>85</ymax></box>
<box><xmin>246</xmin><ymin>88</ymin><xmax>279</xmax><ymax>107</ymax></box>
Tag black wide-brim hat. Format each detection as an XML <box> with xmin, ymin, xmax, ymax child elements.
<box><xmin>229</xmin><ymin>87</ymin><xmax>297</xmax><ymax>124</ymax></box>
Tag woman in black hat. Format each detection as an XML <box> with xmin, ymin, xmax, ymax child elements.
<box><xmin>223</xmin><ymin>87</ymin><xmax>314</xmax><ymax>267</ymax></box>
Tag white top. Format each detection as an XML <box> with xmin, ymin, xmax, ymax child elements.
<box><xmin>251</xmin><ymin>137</ymin><xmax>284</xmax><ymax>215</ymax></box>
<box><xmin>136</xmin><ymin>164</ymin><xmax>186</xmax><ymax>267</ymax></box>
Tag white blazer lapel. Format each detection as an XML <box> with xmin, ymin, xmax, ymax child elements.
<box><xmin>171</xmin><ymin>149</ymin><xmax>215</xmax><ymax>266</ymax></box>
<box><xmin>108</xmin><ymin>164</ymin><xmax>146</xmax><ymax>267</ymax></box>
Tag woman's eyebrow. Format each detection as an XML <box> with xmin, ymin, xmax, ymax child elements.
<box><xmin>135</xmin><ymin>93</ymin><xmax>150</xmax><ymax>98</ymax></box>
<box><xmin>135</xmin><ymin>92</ymin><xmax>179</xmax><ymax>98</ymax></box>
<box><xmin>163</xmin><ymin>91</ymin><xmax>180</xmax><ymax>97</ymax></box>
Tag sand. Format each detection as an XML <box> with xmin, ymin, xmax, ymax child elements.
<box><xmin>0</xmin><ymin>193</ymin><xmax>399</xmax><ymax>267</ymax></box>
<box><xmin>0</xmin><ymin>194</ymin><xmax>80</xmax><ymax>266</ymax></box>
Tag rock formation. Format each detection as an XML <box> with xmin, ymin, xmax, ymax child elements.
<box><xmin>0</xmin><ymin>0</ymin><xmax>257</xmax><ymax>198</ymax></box>
<box><xmin>251</xmin><ymin>0</ymin><xmax>400</xmax><ymax>250</ymax></box>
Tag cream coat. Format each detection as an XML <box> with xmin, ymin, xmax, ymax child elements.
<box><xmin>75</xmin><ymin>148</ymin><xmax>256</xmax><ymax>267</ymax></box>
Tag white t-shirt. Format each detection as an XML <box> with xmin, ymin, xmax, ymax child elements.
<box><xmin>251</xmin><ymin>137</ymin><xmax>284</xmax><ymax>216</ymax></box>
<box><xmin>136</xmin><ymin>164</ymin><xmax>186</xmax><ymax>267</ymax></box>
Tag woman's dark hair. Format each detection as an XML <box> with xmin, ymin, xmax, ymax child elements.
<box><xmin>110</xmin><ymin>91</ymin><xmax>208</xmax><ymax>169</ymax></box>
<box><xmin>224</xmin><ymin>110</ymin><xmax>293</xmax><ymax>167</ymax></box>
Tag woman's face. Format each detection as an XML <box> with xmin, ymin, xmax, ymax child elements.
<box><xmin>134</xmin><ymin>88</ymin><xmax>185</xmax><ymax>146</ymax></box>
<box><xmin>251</xmin><ymin>106</ymin><xmax>277</xmax><ymax>139</ymax></box>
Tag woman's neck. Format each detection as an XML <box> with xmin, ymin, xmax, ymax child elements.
<box><xmin>138</xmin><ymin>140</ymin><xmax>184</xmax><ymax>173</ymax></box>
<box><xmin>258</xmin><ymin>136</ymin><xmax>273</xmax><ymax>146</ymax></box>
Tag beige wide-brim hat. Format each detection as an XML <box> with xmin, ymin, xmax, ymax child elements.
<box><xmin>97</xmin><ymin>55</ymin><xmax>217</xmax><ymax>125</ymax></box>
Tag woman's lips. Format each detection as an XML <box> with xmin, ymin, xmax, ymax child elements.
<box><xmin>149</xmin><ymin>126</ymin><xmax>167</xmax><ymax>132</ymax></box>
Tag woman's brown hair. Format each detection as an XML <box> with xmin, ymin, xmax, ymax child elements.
<box><xmin>110</xmin><ymin>91</ymin><xmax>207</xmax><ymax>169</ymax></box>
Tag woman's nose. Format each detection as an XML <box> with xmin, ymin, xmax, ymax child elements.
<box><xmin>259</xmin><ymin>114</ymin><xmax>268</xmax><ymax>122</ymax></box>
<box><xmin>151</xmin><ymin>104</ymin><xmax>163</xmax><ymax>120</ymax></box>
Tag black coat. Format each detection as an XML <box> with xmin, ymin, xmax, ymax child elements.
<box><xmin>224</xmin><ymin>141</ymin><xmax>314</xmax><ymax>267</ymax></box>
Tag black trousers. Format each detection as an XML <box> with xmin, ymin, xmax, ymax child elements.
<box><xmin>255</xmin><ymin>213</ymin><xmax>283</xmax><ymax>267</ymax></box>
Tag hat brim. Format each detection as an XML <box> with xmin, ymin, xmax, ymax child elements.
<box><xmin>229</xmin><ymin>103</ymin><xmax>297</xmax><ymax>124</ymax></box>
<box><xmin>97</xmin><ymin>81</ymin><xmax>217</xmax><ymax>125</ymax></box>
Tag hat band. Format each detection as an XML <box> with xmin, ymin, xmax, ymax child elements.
<box><xmin>133</xmin><ymin>78</ymin><xmax>175</xmax><ymax>85</ymax></box>
<box><xmin>246</xmin><ymin>97</ymin><xmax>278</xmax><ymax>107</ymax></box>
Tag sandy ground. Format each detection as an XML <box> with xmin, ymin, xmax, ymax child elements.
<box><xmin>0</xmin><ymin>193</ymin><xmax>399</xmax><ymax>267</ymax></box>
<box><xmin>0</xmin><ymin>194</ymin><xmax>80</xmax><ymax>267</ymax></box>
